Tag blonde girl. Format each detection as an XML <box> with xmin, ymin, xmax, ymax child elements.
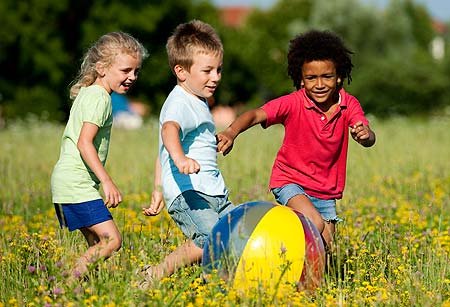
<box><xmin>51</xmin><ymin>32</ymin><xmax>147</xmax><ymax>280</ymax></box>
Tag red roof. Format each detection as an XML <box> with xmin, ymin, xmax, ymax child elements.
<box><xmin>432</xmin><ymin>20</ymin><xmax>448</xmax><ymax>34</ymax></box>
<box><xmin>219</xmin><ymin>6</ymin><xmax>253</xmax><ymax>27</ymax></box>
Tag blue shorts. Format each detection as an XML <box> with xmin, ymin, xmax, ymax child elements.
<box><xmin>54</xmin><ymin>199</ymin><xmax>113</xmax><ymax>231</ymax></box>
<box><xmin>168</xmin><ymin>190</ymin><xmax>235</xmax><ymax>248</ymax></box>
<box><xmin>272</xmin><ymin>184</ymin><xmax>342</xmax><ymax>223</ymax></box>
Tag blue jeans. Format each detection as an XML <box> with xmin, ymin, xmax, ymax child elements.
<box><xmin>272</xmin><ymin>184</ymin><xmax>342</xmax><ymax>223</ymax></box>
<box><xmin>168</xmin><ymin>190</ymin><xmax>235</xmax><ymax>248</ymax></box>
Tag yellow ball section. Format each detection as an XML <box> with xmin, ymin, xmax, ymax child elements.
<box><xmin>232</xmin><ymin>205</ymin><xmax>306</xmax><ymax>290</ymax></box>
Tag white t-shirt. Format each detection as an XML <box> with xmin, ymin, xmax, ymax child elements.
<box><xmin>159</xmin><ymin>85</ymin><xmax>228</xmax><ymax>208</ymax></box>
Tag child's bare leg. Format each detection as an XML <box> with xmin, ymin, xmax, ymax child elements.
<box><xmin>80</xmin><ymin>228</ymin><xmax>99</xmax><ymax>247</ymax></box>
<box><xmin>145</xmin><ymin>240</ymin><xmax>203</xmax><ymax>280</ymax></box>
<box><xmin>288</xmin><ymin>195</ymin><xmax>332</xmax><ymax>289</ymax></box>
<box><xmin>73</xmin><ymin>220</ymin><xmax>122</xmax><ymax>278</ymax></box>
<box><xmin>287</xmin><ymin>195</ymin><xmax>337</xmax><ymax>248</ymax></box>
<box><xmin>287</xmin><ymin>195</ymin><xmax>325</xmax><ymax>231</ymax></box>
<box><xmin>322</xmin><ymin>221</ymin><xmax>335</xmax><ymax>249</ymax></box>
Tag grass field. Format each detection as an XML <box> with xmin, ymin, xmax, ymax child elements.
<box><xmin>0</xmin><ymin>116</ymin><xmax>449</xmax><ymax>306</ymax></box>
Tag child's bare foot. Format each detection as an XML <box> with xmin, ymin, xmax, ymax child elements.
<box><xmin>138</xmin><ymin>265</ymin><xmax>158</xmax><ymax>290</ymax></box>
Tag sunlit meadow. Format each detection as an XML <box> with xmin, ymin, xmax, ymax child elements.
<box><xmin>1</xmin><ymin>116</ymin><xmax>449</xmax><ymax>306</ymax></box>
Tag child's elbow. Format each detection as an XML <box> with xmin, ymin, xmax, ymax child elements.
<box><xmin>77</xmin><ymin>139</ymin><xmax>89</xmax><ymax>153</ymax></box>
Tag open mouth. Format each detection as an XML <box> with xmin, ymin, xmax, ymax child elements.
<box><xmin>121</xmin><ymin>82</ymin><xmax>133</xmax><ymax>91</ymax></box>
<box><xmin>313</xmin><ymin>91</ymin><xmax>329</xmax><ymax>98</ymax></box>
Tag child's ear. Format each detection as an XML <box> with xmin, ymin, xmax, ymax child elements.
<box><xmin>95</xmin><ymin>62</ymin><xmax>106</xmax><ymax>77</ymax></box>
<box><xmin>174</xmin><ymin>64</ymin><xmax>187</xmax><ymax>81</ymax></box>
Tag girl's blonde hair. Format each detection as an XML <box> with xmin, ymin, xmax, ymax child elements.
<box><xmin>69</xmin><ymin>31</ymin><xmax>148</xmax><ymax>100</ymax></box>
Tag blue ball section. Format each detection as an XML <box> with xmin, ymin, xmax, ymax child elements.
<box><xmin>202</xmin><ymin>201</ymin><xmax>276</xmax><ymax>278</ymax></box>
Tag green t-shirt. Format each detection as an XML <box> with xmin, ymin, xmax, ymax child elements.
<box><xmin>51</xmin><ymin>85</ymin><xmax>113</xmax><ymax>203</ymax></box>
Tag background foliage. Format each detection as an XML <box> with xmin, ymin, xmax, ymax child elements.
<box><xmin>0</xmin><ymin>0</ymin><xmax>449</xmax><ymax>123</ymax></box>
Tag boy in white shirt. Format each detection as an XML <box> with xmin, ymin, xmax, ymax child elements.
<box><xmin>140</xmin><ymin>20</ymin><xmax>235</xmax><ymax>285</ymax></box>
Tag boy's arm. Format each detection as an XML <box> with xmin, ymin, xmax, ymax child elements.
<box><xmin>142</xmin><ymin>156</ymin><xmax>165</xmax><ymax>216</ymax></box>
<box><xmin>217</xmin><ymin>108</ymin><xmax>267</xmax><ymax>156</ymax></box>
<box><xmin>351</xmin><ymin>121</ymin><xmax>376</xmax><ymax>147</ymax></box>
<box><xmin>77</xmin><ymin>122</ymin><xmax>122</xmax><ymax>207</ymax></box>
<box><xmin>162</xmin><ymin>121</ymin><xmax>200</xmax><ymax>174</ymax></box>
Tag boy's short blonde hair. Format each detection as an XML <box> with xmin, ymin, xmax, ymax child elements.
<box><xmin>166</xmin><ymin>20</ymin><xmax>223</xmax><ymax>73</ymax></box>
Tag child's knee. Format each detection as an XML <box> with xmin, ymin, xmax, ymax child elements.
<box><xmin>104</xmin><ymin>233</ymin><xmax>122</xmax><ymax>252</ymax></box>
<box><xmin>315</xmin><ymin>218</ymin><xmax>325</xmax><ymax>233</ymax></box>
<box><xmin>304</xmin><ymin>212</ymin><xmax>325</xmax><ymax>232</ymax></box>
<box><xmin>111</xmin><ymin>235</ymin><xmax>122</xmax><ymax>252</ymax></box>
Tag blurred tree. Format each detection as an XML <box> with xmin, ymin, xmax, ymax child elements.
<box><xmin>404</xmin><ymin>0</ymin><xmax>435</xmax><ymax>50</ymax></box>
<box><xmin>214</xmin><ymin>26</ymin><xmax>260</xmax><ymax>107</ymax></box>
<box><xmin>350</xmin><ymin>51</ymin><xmax>450</xmax><ymax>116</ymax></box>
<box><xmin>0</xmin><ymin>0</ymin><xmax>448</xmax><ymax>123</ymax></box>
<box><xmin>0</xmin><ymin>0</ymin><xmax>73</xmax><ymax>121</ymax></box>
<box><xmin>311</xmin><ymin>0</ymin><xmax>449</xmax><ymax>117</ymax></box>
<box><xmin>216</xmin><ymin>0</ymin><xmax>450</xmax><ymax>117</ymax></box>
<box><xmin>0</xmin><ymin>0</ymin><xmax>220</xmax><ymax>123</ymax></box>
<box><xmin>347</xmin><ymin>0</ymin><xmax>449</xmax><ymax>116</ymax></box>
<box><xmin>80</xmin><ymin>0</ymin><xmax>221</xmax><ymax>115</ymax></box>
<box><xmin>218</xmin><ymin>0</ymin><xmax>313</xmax><ymax>109</ymax></box>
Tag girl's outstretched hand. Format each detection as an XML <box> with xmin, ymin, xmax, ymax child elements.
<box><xmin>142</xmin><ymin>190</ymin><xmax>165</xmax><ymax>216</ymax></box>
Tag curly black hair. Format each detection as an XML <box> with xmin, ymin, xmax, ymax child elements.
<box><xmin>287</xmin><ymin>30</ymin><xmax>353</xmax><ymax>90</ymax></box>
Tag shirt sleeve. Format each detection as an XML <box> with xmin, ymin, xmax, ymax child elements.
<box><xmin>346</xmin><ymin>95</ymin><xmax>369</xmax><ymax>127</ymax></box>
<box><xmin>80</xmin><ymin>92</ymin><xmax>111</xmax><ymax>127</ymax></box>
<box><xmin>162</xmin><ymin>99</ymin><xmax>197</xmax><ymax>139</ymax></box>
<box><xmin>261</xmin><ymin>95</ymin><xmax>291</xmax><ymax>128</ymax></box>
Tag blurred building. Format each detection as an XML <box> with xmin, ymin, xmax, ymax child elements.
<box><xmin>219</xmin><ymin>6</ymin><xmax>253</xmax><ymax>27</ymax></box>
<box><xmin>431</xmin><ymin>20</ymin><xmax>447</xmax><ymax>60</ymax></box>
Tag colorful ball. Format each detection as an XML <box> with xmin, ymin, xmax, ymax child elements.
<box><xmin>202</xmin><ymin>201</ymin><xmax>325</xmax><ymax>290</ymax></box>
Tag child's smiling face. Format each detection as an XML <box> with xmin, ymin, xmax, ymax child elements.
<box><xmin>301</xmin><ymin>60</ymin><xmax>339</xmax><ymax>106</ymax></box>
<box><xmin>177</xmin><ymin>49</ymin><xmax>223</xmax><ymax>100</ymax></box>
<box><xmin>96</xmin><ymin>52</ymin><xmax>142</xmax><ymax>94</ymax></box>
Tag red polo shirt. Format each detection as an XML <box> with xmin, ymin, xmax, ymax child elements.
<box><xmin>261</xmin><ymin>88</ymin><xmax>369</xmax><ymax>200</ymax></box>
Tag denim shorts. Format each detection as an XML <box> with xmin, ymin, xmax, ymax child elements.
<box><xmin>272</xmin><ymin>183</ymin><xmax>342</xmax><ymax>223</ymax></box>
<box><xmin>168</xmin><ymin>190</ymin><xmax>236</xmax><ymax>248</ymax></box>
<box><xmin>54</xmin><ymin>199</ymin><xmax>113</xmax><ymax>231</ymax></box>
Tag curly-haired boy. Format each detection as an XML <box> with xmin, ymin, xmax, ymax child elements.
<box><xmin>217</xmin><ymin>30</ymin><xmax>376</xmax><ymax>250</ymax></box>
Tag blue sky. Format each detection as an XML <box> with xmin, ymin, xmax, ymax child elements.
<box><xmin>211</xmin><ymin>0</ymin><xmax>450</xmax><ymax>22</ymax></box>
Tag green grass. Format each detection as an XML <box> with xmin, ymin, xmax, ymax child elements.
<box><xmin>0</xmin><ymin>116</ymin><xmax>449</xmax><ymax>306</ymax></box>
